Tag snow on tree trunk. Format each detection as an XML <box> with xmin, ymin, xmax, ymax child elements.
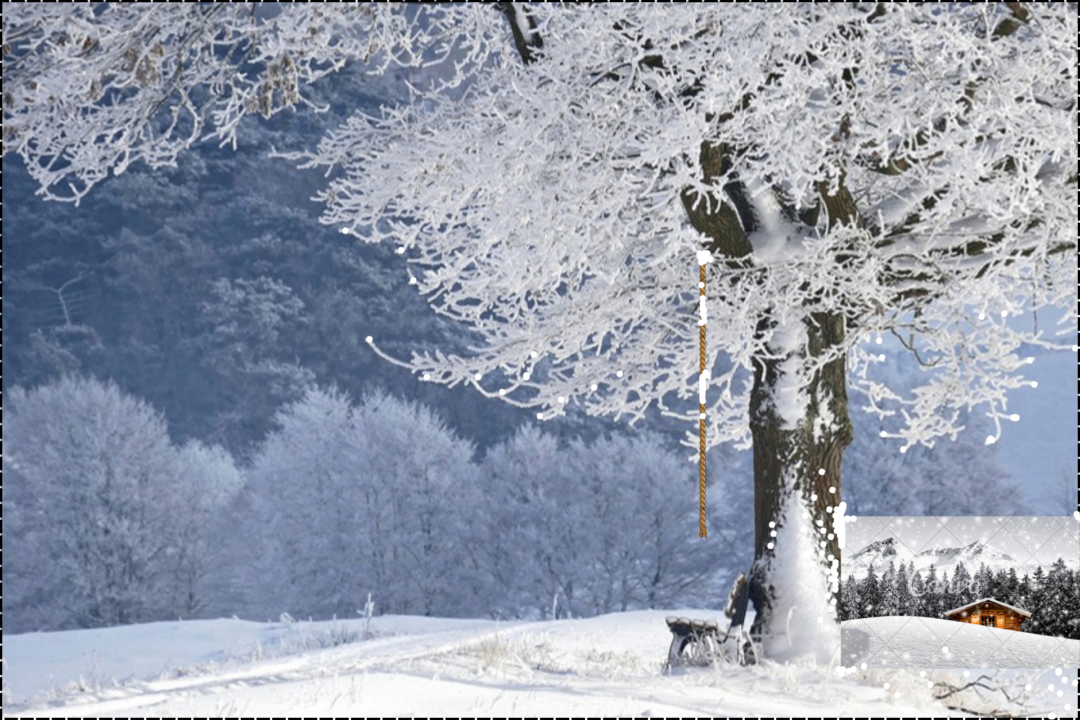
<box><xmin>748</xmin><ymin>311</ymin><xmax>851</xmax><ymax>657</ymax></box>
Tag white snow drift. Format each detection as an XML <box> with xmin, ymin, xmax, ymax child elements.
<box><xmin>4</xmin><ymin>612</ymin><xmax>1076</xmax><ymax>718</ymax></box>
<box><xmin>842</xmin><ymin>616</ymin><xmax>1080</xmax><ymax>670</ymax></box>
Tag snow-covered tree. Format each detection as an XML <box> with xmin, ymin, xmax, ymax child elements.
<box><xmin>908</xmin><ymin>567</ymin><xmax>925</xmax><ymax>616</ymax></box>
<box><xmin>6</xmin><ymin>376</ymin><xmax>240</xmax><ymax>630</ymax></box>
<box><xmin>476</xmin><ymin>425</ymin><xmax>718</xmax><ymax>619</ymax></box>
<box><xmin>841</xmin><ymin>353</ymin><xmax>1029</xmax><ymax>516</ymax></box>
<box><xmin>165</xmin><ymin>440</ymin><xmax>244</xmax><ymax>617</ymax></box>
<box><xmin>307</xmin><ymin>5</ymin><xmax>1077</xmax><ymax>649</ymax></box>
<box><xmin>242</xmin><ymin>386</ymin><xmax>481</xmax><ymax>619</ymax></box>
<box><xmin>5</xmin><ymin>4</ymin><xmax>1076</xmax><ymax>656</ymax></box>
<box><xmin>879</xmin><ymin>561</ymin><xmax>899</xmax><ymax>617</ymax></box>
<box><xmin>1067</xmin><ymin>568</ymin><xmax>1080</xmax><ymax>640</ymax></box>
<box><xmin>858</xmin><ymin>564</ymin><xmax>881</xmax><ymax>619</ymax></box>
<box><xmin>974</xmin><ymin>564</ymin><xmax>992</xmax><ymax>604</ymax></box>
<box><xmin>987</xmin><ymin>568</ymin><xmax>1006</xmax><ymax>601</ymax></box>
<box><xmin>895</xmin><ymin>561</ymin><xmax>913</xmax><ymax>617</ymax></box>
<box><xmin>951</xmin><ymin>562</ymin><xmax>975</xmax><ymax>608</ymax></box>
<box><xmin>919</xmin><ymin>564</ymin><xmax>942</xmax><ymax>619</ymax></box>
<box><xmin>840</xmin><ymin>574</ymin><xmax>860</xmax><ymax>621</ymax></box>
<box><xmin>1025</xmin><ymin>559</ymin><xmax>1079</xmax><ymax>640</ymax></box>
<box><xmin>1001</xmin><ymin>568</ymin><xmax>1019</xmax><ymax>606</ymax></box>
<box><xmin>1017</xmin><ymin>572</ymin><xmax>1033</xmax><ymax>612</ymax></box>
<box><xmin>938</xmin><ymin>569</ymin><xmax>955</xmax><ymax>616</ymax></box>
<box><xmin>0</xmin><ymin>4</ymin><xmax>443</xmax><ymax>203</ymax></box>
<box><xmin>568</xmin><ymin>431</ymin><xmax>720</xmax><ymax>612</ymax></box>
<box><xmin>198</xmin><ymin>276</ymin><xmax>315</xmax><ymax>447</ymax></box>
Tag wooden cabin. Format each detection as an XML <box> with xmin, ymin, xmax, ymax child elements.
<box><xmin>942</xmin><ymin>598</ymin><xmax>1030</xmax><ymax>632</ymax></box>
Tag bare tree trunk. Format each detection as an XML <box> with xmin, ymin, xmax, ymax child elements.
<box><xmin>748</xmin><ymin>311</ymin><xmax>852</xmax><ymax>644</ymax></box>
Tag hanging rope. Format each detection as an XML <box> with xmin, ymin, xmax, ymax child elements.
<box><xmin>698</xmin><ymin>262</ymin><xmax>707</xmax><ymax>538</ymax></box>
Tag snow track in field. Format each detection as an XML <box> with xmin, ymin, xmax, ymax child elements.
<box><xmin>5</xmin><ymin>611</ymin><xmax>1075</xmax><ymax>717</ymax></box>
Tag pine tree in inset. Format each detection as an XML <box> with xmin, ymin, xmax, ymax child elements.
<box><xmin>1018</xmin><ymin>572</ymin><xmax>1032</xmax><ymax>611</ymax></box>
<box><xmin>880</xmin><ymin>560</ymin><xmax>899</xmax><ymax>617</ymax></box>
<box><xmin>841</xmin><ymin>574</ymin><xmax>861</xmax><ymax>621</ymax></box>
<box><xmin>974</xmin><ymin>563</ymin><xmax>993</xmax><ymax>600</ymax></box>
<box><xmin>1033</xmin><ymin>559</ymin><xmax>1076</xmax><ymax>639</ymax></box>
<box><xmin>1004</xmin><ymin>568</ymin><xmax>1020</xmax><ymax>606</ymax></box>
<box><xmin>952</xmin><ymin>562</ymin><xmax>974</xmax><ymax>607</ymax></box>
<box><xmin>860</xmin><ymin>564</ymin><xmax>882</xmax><ymax>618</ymax></box>
<box><xmin>896</xmin><ymin>561</ymin><xmax>913</xmax><ymax>617</ymax></box>
<box><xmin>911</xmin><ymin>569</ymin><xmax>925</xmax><ymax>616</ymax></box>
<box><xmin>939</xmin><ymin>569</ymin><xmax>954</xmax><ymax>617</ymax></box>
<box><xmin>1025</xmin><ymin>566</ymin><xmax>1048</xmax><ymax>635</ymax></box>
<box><xmin>921</xmin><ymin>564</ymin><xmax>940</xmax><ymax>618</ymax></box>
<box><xmin>1068</xmin><ymin>568</ymin><xmax>1080</xmax><ymax>641</ymax></box>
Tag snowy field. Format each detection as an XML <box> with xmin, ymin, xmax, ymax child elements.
<box><xmin>4</xmin><ymin>612</ymin><xmax>1076</xmax><ymax>718</ymax></box>
<box><xmin>842</xmin><ymin>616</ymin><xmax>1080</xmax><ymax>670</ymax></box>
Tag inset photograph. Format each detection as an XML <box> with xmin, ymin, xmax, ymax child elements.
<box><xmin>840</xmin><ymin>515</ymin><xmax>1079</xmax><ymax>669</ymax></box>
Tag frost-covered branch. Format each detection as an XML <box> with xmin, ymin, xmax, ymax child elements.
<box><xmin>302</xmin><ymin>5</ymin><xmax>1074</xmax><ymax>457</ymax></box>
<box><xmin>494</xmin><ymin>3</ymin><xmax>543</xmax><ymax>67</ymax></box>
<box><xmin>931</xmin><ymin>670</ymin><xmax>1046</xmax><ymax>718</ymax></box>
<box><xmin>1</xmin><ymin>4</ymin><xmax>501</xmax><ymax>203</ymax></box>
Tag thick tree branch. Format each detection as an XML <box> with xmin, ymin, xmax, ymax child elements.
<box><xmin>681</xmin><ymin>139</ymin><xmax>754</xmax><ymax>261</ymax></box>
<box><xmin>495</xmin><ymin>3</ymin><xmax>543</xmax><ymax>66</ymax></box>
<box><xmin>816</xmin><ymin>175</ymin><xmax>863</xmax><ymax>230</ymax></box>
<box><xmin>994</xmin><ymin>2</ymin><xmax>1032</xmax><ymax>38</ymax></box>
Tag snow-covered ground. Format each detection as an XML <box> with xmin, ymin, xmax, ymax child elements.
<box><xmin>4</xmin><ymin>612</ymin><xmax>1076</xmax><ymax>717</ymax></box>
<box><xmin>842</xmin><ymin>616</ymin><xmax>1080</xmax><ymax>670</ymax></box>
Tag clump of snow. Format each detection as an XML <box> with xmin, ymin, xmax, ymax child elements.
<box><xmin>774</xmin><ymin>356</ymin><xmax>808</xmax><ymax>431</ymax></box>
<box><xmin>768</xmin><ymin>320</ymin><xmax>805</xmax><ymax>354</ymax></box>
<box><xmin>766</xmin><ymin>490</ymin><xmax>839</xmax><ymax>664</ymax></box>
<box><xmin>695</xmin><ymin>249</ymin><xmax>714</xmax><ymax>266</ymax></box>
<box><xmin>834</xmin><ymin>502</ymin><xmax>848</xmax><ymax>556</ymax></box>
<box><xmin>813</xmin><ymin>388</ymin><xmax>836</xmax><ymax>443</ymax></box>
<box><xmin>744</xmin><ymin>176</ymin><xmax>800</xmax><ymax>263</ymax></box>
<box><xmin>768</xmin><ymin>321</ymin><xmax>810</xmax><ymax>430</ymax></box>
<box><xmin>699</xmin><ymin>370</ymin><xmax>711</xmax><ymax>404</ymax></box>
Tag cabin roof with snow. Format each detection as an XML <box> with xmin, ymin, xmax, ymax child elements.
<box><xmin>943</xmin><ymin>598</ymin><xmax>1031</xmax><ymax>618</ymax></box>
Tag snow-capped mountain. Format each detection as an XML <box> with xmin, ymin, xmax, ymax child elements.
<box><xmin>843</xmin><ymin>538</ymin><xmax>1039</xmax><ymax>580</ymax></box>
<box><xmin>915</xmin><ymin>541</ymin><xmax>1017</xmax><ymax>572</ymax></box>
<box><xmin>842</xmin><ymin>538</ymin><xmax>916</xmax><ymax>579</ymax></box>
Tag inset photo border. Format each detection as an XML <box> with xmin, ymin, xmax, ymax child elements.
<box><xmin>840</xmin><ymin>515</ymin><xmax>1079</xmax><ymax>669</ymax></box>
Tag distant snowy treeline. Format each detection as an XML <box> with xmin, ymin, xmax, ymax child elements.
<box><xmin>840</xmin><ymin>556</ymin><xmax>1078</xmax><ymax>640</ymax></box>
<box><xmin>8</xmin><ymin>378</ymin><xmax>730</xmax><ymax>632</ymax></box>
<box><xmin>5</xmin><ymin>374</ymin><xmax>1050</xmax><ymax>634</ymax></box>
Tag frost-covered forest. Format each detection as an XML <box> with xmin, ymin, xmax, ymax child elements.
<box><xmin>5</xmin><ymin>56</ymin><xmax>1058</xmax><ymax>633</ymax></box>
<box><xmin>4</xmin><ymin>6</ymin><xmax>1079</xmax><ymax>717</ymax></box>
<box><xmin>7</xmin><ymin>376</ymin><xmax>721</xmax><ymax>631</ymax></box>
<box><xmin>4</xmin><ymin>3</ymin><xmax>1076</xmax><ymax>663</ymax></box>
<box><xmin>9</xmin><ymin>367</ymin><xmax>1035</xmax><ymax>634</ymax></box>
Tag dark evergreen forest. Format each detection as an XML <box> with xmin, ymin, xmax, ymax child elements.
<box><xmin>840</xmin><ymin>558</ymin><xmax>1079</xmax><ymax>641</ymax></box>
